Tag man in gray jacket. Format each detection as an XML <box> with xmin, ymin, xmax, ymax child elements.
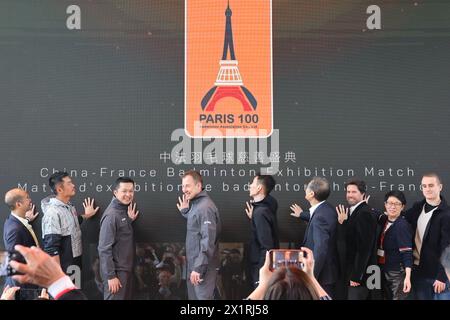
<box><xmin>177</xmin><ymin>170</ymin><xmax>221</xmax><ymax>300</ymax></box>
<box><xmin>41</xmin><ymin>171</ymin><xmax>99</xmax><ymax>274</ymax></box>
<box><xmin>98</xmin><ymin>177</ymin><xmax>139</xmax><ymax>300</ymax></box>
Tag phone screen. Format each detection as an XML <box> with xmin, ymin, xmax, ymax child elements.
<box><xmin>269</xmin><ymin>250</ymin><xmax>304</xmax><ymax>271</ymax></box>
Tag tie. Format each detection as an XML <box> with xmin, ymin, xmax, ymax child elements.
<box><xmin>24</xmin><ymin>223</ymin><xmax>40</xmax><ymax>248</ymax></box>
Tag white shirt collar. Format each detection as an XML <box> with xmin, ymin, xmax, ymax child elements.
<box><xmin>309</xmin><ymin>201</ymin><xmax>325</xmax><ymax>218</ymax></box>
<box><xmin>350</xmin><ymin>200</ymin><xmax>365</xmax><ymax>216</ymax></box>
<box><xmin>11</xmin><ymin>212</ymin><xmax>30</xmax><ymax>226</ymax></box>
<box><xmin>11</xmin><ymin>212</ymin><xmax>40</xmax><ymax>248</ymax></box>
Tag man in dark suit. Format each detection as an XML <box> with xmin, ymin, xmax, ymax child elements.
<box><xmin>3</xmin><ymin>188</ymin><xmax>40</xmax><ymax>299</ymax></box>
<box><xmin>290</xmin><ymin>177</ymin><xmax>339</xmax><ymax>298</ymax></box>
<box><xmin>336</xmin><ymin>179</ymin><xmax>378</xmax><ymax>300</ymax></box>
<box><xmin>405</xmin><ymin>172</ymin><xmax>450</xmax><ymax>300</ymax></box>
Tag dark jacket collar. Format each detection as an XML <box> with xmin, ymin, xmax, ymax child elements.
<box><xmin>191</xmin><ymin>189</ymin><xmax>208</xmax><ymax>202</ymax></box>
<box><xmin>110</xmin><ymin>197</ymin><xmax>129</xmax><ymax>210</ymax></box>
<box><xmin>252</xmin><ymin>194</ymin><xmax>278</xmax><ymax>213</ymax></box>
<box><xmin>353</xmin><ymin>201</ymin><xmax>368</xmax><ymax>212</ymax></box>
<box><xmin>414</xmin><ymin>196</ymin><xmax>448</xmax><ymax>212</ymax></box>
<box><xmin>8</xmin><ymin>213</ymin><xmax>22</xmax><ymax>223</ymax></box>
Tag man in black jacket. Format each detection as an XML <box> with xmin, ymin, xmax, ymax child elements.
<box><xmin>336</xmin><ymin>179</ymin><xmax>378</xmax><ymax>300</ymax></box>
<box><xmin>245</xmin><ymin>174</ymin><xmax>279</xmax><ymax>288</ymax></box>
<box><xmin>405</xmin><ymin>173</ymin><xmax>450</xmax><ymax>300</ymax></box>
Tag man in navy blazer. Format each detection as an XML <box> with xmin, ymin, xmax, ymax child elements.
<box><xmin>3</xmin><ymin>188</ymin><xmax>40</xmax><ymax>299</ymax></box>
<box><xmin>290</xmin><ymin>177</ymin><xmax>339</xmax><ymax>298</ymax></box>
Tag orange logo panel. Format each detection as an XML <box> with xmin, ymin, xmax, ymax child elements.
<box><xmin>185</xmin><ymin>0</ymin><xmax>273</xmax><ymax>138</ymax></box>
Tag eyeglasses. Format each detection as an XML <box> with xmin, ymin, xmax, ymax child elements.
<box><xmin>385</xmin><ymin>201</ymin><xmax>403</xmax><ymax>208</ymax></box>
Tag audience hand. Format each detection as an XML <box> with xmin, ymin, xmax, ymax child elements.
<box><xmin>9</xmin><ymin>245</ymin><xmax>66</xmax><ymax>288</ymax></box>
<box><xmin>0</xmin><ymin>285</ymin><xmax>20</xmax><ymax>300</ymax></box>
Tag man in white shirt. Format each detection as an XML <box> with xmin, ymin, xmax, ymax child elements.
<box><xmin>290</xmin><ymin>177</ymin><xmax>339</xmax><ymax>298</ymax></box>
<box><xmin>3</xmin><ymin>188</ymin><xmax>40</xmax><ymax>299</ymax></box>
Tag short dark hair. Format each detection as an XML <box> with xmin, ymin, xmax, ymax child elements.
<box><xmin>113</xmin><ymin>177</ymin><xmax>135</xmax><ymax>191</ymax></box>
<box><xmin>345</xmin><ymin>179</ymin><xmax>366</xmax><ymax>195</ymax></box>
<box><xmin>49</xmin><ymin>171</ymin><xmax>70</xmax><ymax>195</ymax></box>
<box><xmin>255</xmin><ymin>174</ymin><xmax>276</xmax><ymax>195</ymax></box>
<box><xmin>441</xmin><ymin>246</ymin><xmax>450</xmax><ymax>272</ymax></box>
<box><xmin>182</xmin><ymin>170</ymin><xmax>203</xmax><ymax>186</ymax></box>
<box><xmin>264</xmin><ymin>267</ymin><xmax>320</xmax><ymax>300</ymax></box>
<box><xmin>422</xmin><ymin>172</ymin><xmax>442</xmax><ymax>184</ymax></box>
<box><xmin>307</xmin><ymin>177</ymin><xmax>330</xmax><ymax>202</ymax></box>
<box><xmin>384</xmin><ymin>190</ymin><xmax>407</xmax><ymax>206</ymax></box>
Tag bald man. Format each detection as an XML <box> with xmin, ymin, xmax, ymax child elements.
<box><xmin>3</xmin><ymin>188</ymin><xmax>40</xmax><ymax>299</ymax></box>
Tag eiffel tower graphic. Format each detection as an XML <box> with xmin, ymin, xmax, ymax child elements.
<box><xmin>201</xmin><ymin>1</ymin><xmax>257</xmax><ymax>112</ymax></box>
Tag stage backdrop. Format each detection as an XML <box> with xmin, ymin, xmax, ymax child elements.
<box><xmin>1</xmin><ymin>0</ymin><xmax>449</xmax><ymax>248</ymax></box>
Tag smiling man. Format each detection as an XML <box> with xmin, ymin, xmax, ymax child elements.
<box><xmin>336</xmin><ymin>179</ymin><xmax>378</xmax><ymax>300</ymax></box>
<box><xmin>177</xmin><ymin>170</ymin><xmax>221</xmax><ymax>300</ymax></box>
<box><xmin>98</xmin><ymin>177</ymin><xmax>139</xmax><ymax>300</ymax></box>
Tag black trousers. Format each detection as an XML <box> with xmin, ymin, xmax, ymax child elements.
<box><xmin>321</xmin><ymin>283</ymin><xmax>336</xmax><ymax>300</ymax></box>
<box><xmin>250</xmin><ymin>262</ymin><xmax>263</xmax><ymax>289</ymax></box>
<box><xmin>382</xmin><ymin>268</ymin><xmax>410</xmax><ymax>300</ymax></box>
<box><xmin>348</xmin><ymin>284</ymin><xmax>370</xmax><ymax>300</ymax></box>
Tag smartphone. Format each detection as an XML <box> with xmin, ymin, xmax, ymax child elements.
<box><xmin>0</xmin><ymin>251</ymin><xmax>8</xmax><ymax>277</ymax></box>
<box><xmin>268</xmin><ymin>249</ymin><xmax>306</xmax><ymax>271</ymax></box>
<box><xmin>0</xmin><ymin>250</ymin><xmax>26</xmax><ymax>277</ymax></box>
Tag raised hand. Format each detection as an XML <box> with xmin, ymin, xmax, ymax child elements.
<box><xmin>290</xmin><ymin>203</ymin><xmax>303</xmax><ymax>218</ymax></box>
<box><xmin>177</xmin><ymin>195</ymin><xmax>189</xmax><ymax>211</ymax></box>
<box><xmin>82</xmin><ymin>197</ymin><xmax>99</xmax><ymax>219</ymax></box>
<box><xmin>25</xmin><ymin>204</ymin><xmax>39</xmax><ymax>222</ymax></box>
<box><xmin>128</xmin><ymin>202</ymin><xmax>139</xmax><ymax>221</ymax></box>
<box><xmin>336</xmin><ymin>204</ymin><xmax>348</xmax><ymax>224</ymax></box>
<box><xmin>245</xmin><ymin>201</ymin><xmax>253</xmax><ymax>219</ymax></box>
